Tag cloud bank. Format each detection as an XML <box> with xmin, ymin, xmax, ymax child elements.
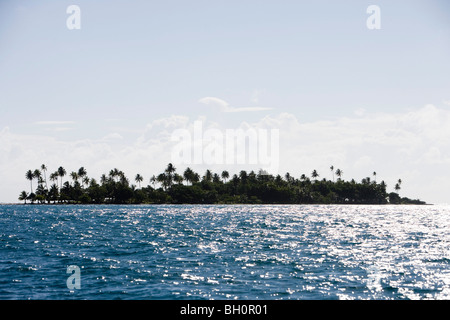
<box><xmin>1</xmin><ymin>104</ymin><xmax>449</xmax><ymax>204</ymax></box>
<box><xmin>199</xmin><ymin>97</ymin><xmax>272</xmax><ymax>113</ymax></box>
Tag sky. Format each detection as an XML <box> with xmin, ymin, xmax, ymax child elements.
<box><xmin>1</xmin><ymin>0</ymin><xmax>450</xmax><ymax>204</ymax></box>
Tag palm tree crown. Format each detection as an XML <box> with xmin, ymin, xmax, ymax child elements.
<box><xmin>164</xmin><ymin>163</ymin><xmax>176</xmax><ymax>188</ymax></box>
<box><xmin>19</xmin><ymin>191</ymin><xmax>28</xmax><ymax>204</ymax></box>
<box><xmin>221</xmin><ymin>170</ymin><xmax>229</xmax><ymax>183</ymax></box>
<box><xmin>135</xmin><ymin>174</ymin><xmax>143</xmax><ymax>188</ymax></box>
<box><xmin>57</xmin><ymin>166</ymin><xmax>66</xmax><ymax>189</ymax></box>
<box><xmin>183</xmin><ymin>168</ymin><xmax>195</xmax><ymax>186</ymax></box>
<box><xmin>311</xmin><ymin>170</ymin><xmax>319</xmax><ymax>181</ymax></box>
<box><xmin>26</xmin><ymin>170</ymin><xmax>34</xmax><ymax>193</ymax></box>
<box><xmin>335</xmin><ymin>169</ymin><xmax>343</xmax><ymax>180</ymax></box>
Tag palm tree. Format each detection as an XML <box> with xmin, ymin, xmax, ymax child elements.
<box><xmin>82</xmin><ymin>176</ymin><xmax>90</xmax><ymax>188</ymax></box>
<box><xmin>395</xmin><ymin>179</ymin><xmax>402</xmax><ymax>192</ymax></box>
<box><xmin>38</xmin><ymin>176</ymin><xmax>45</xmax><ymax>188</ymax></box>
<box><xmin>111</xmin><ymin>168</ymin><xmax>122</xmax><ymax>182</ymax></box>
<box><xmin>33</xmin><ymin>169</ymin><xmax>42</xmax><ymax>188</ymax></box>
<box><xmin>78</xmin><ymin>167</ymin><xmax>87</xmax><ymax>179</ymax></box>
<box><xmin>49</xmin><ymin>172</ymin><xmax>59</xmax><ymax>188</ymax></box>
<box><xmin>183</xmin><ymin>168</ymin><xmax>194</xmax><ymax>186</ymax></box>
<box><xmin>108</xmin><ymin>168</ymin><xmax>121</xmax><ymax>182</ymax></box>
<box><xmin>192</xmin><ymin>172</ymin><xmax>200</xmax><ymax>184</ymax></box>
<box><xmin>70</xmin><ymin>171</ymin><xmax>79</xmax><ymax>184</ymax></box>
<box><xmin>335</xmin><ymin>169</ymin><xmax>343</xmax><ymax>180</ymax></box>
<box><xmin>220</xmin><ymin>170</ymin><xmax>230</xmax><ymax>183</ymax></box>
<box><xmin>330</xmin><ymin>165</ymin><xmax>335</xmax><ymax>182</ymax></box>
<box><xmin>118</xmin><ymin>171</ymin><xmax>128</xmax><ymax>185</ymax></box>
<box><xmin>109</xmin><ymin>169</ymin><xmax>116</xmax><ymax>181</ymax></box>
<box><xmin>164</xmin><ymin>163</ymin><xmax>176</xmax><ymax>188</ymax></box>
<box><xmin>48</xmin><ymin>184</ymin><xmax>59</xmax><ymax>204</ymax></box>
<box><xmin>285</xmin><ymin>172</ymin><xmax>292</xmax><ymax>183</ymax></box>
<box><xmin>373</xmin><ymin>171</ymin><xmax>377</xmax><ymax>183</ymax></box>
<box><xmin>231</xmin><ymin>174</ymin><xmax>239</xmax><ymax>190</ymax></box>
<box><xmin>135</xmin><ymin>174</ymin><xmax>143</xmax><ymax>188</ymax></box>
<box><xmin>41</xmin><ymin>164</ymin><xmax>48</xmax><ymax>189</ymax></box>
<box><xmin>28</xmin><ymin>192</ymin><xmax>36</xmax><ymax>204</ymax></box>
<box><xmin>19</xmin><ymin>191</ymin><xmax>28</xmax><ymax>204</ymax></box>
<box><xmin>221</xmin><ymin>170</ymin><xmax>229</xmax><ymax>183</ymax></box>
<box><xmin>203</xmin><ymin>169</ymin><xmax>213</xmax><ymax>182</ymax></box>
<box><xmin>239</xmin><ymin>170</ymin><xmax>248</xmax><ymax>181</ymax></box>
<box><xmin>78</xmin><ymin>167</ymin><xmax>87</xmax><ymax>188</ymax></box>
<box><xmin>150</xmin><ymin>175</ymin><xmax>156</xmax><ymax>188</ymax></box>
<box><xmin>213</xmin><ymin>173</ymin><xmax>221</xmax><ymax>183</ymax></box>
<box><xmin>157</xmin><ymin>173</ymin><xmax>167</xmax><ymax>190</ymax></box>
<box><xmin>57</xmin><ymin>166</ymin><xmax>66</xmax><ymax>189</ymax></box>
<box><xmin>26</xmin><ymin>170</ymin><xmax>34</xmax><ymax>194</ymax></box>
<box><xmin>311</xmin><ymin>170</ymin><xmax>319</xmax><ymax>182</ymax></box>
<box><xmin>174</xmin><ymin>173</ymin><xmax>184</xmax><ymax>185</ymax></box>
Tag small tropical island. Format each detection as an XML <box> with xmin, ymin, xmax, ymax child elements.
<box><xmin>18</xmin><ymin>163</ymin><xmax>426</xmax><ymax>205</ymax></box>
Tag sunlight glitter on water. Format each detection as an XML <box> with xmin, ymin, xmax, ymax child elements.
<box><xmin>0</xmin><ymin>204</ymin><xmax>449</xmax><ymax>299</ymax></box>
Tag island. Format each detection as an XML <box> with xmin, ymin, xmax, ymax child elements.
<box><xmin>18</xmin><ymin>163</ymin><xmax>426</xmax><ymax>205</ymax></box>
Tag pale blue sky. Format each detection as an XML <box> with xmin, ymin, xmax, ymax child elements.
<box><xmin>1</xmin><ymin>0</ymin><xmax>450</xmax><ymax>203</ymax></box>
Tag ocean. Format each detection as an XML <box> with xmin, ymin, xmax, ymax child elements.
<box><xmin>0</xmin><ymin>204</ymin><xmax>449</xmax><ymax>300</ymax></box>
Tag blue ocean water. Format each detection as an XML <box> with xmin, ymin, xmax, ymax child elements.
<box><xmin>0</xmin><ymin>204</ymin><xmax>449</xmax><ymax>300</ymax></box>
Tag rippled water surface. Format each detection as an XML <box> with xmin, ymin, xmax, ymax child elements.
<box><xmin>1</xmin><ymin>204</ymin><xmax>449</xmax><ymax>300</ymax></box>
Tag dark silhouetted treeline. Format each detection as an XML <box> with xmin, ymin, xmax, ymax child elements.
<box><xmin>19</xmin><ymin>164</ymin><xmax>426</xmax><ymax>205</ymax></box>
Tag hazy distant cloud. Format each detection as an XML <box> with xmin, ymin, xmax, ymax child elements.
<box><xmin>34</xmin><ymin>121</ymin><xmax>75</xmax><ymax>132</ymax></box>
<box><xmin>137</xmin><ymin>115</ymin><xmax>190</xmax><ymax>146</ymax></box>
<box><xmin>2</xmin><ymin>104</ymin><xmax>450</xmax><ymax>204</ymax></box>
<box><xmin>101</xmin><ymin>133</ymin><xmax>124</xmax><ymax>141</ymax></box>
<box><xmin>354</xmin><ymin>108</ymin><xmax>366</xmax><ymax>117</ymax></box>
<box><xmin>44</xmin><ymin>127</ymin><xmax>73</xmax><ymax>132</ymax></box>
<box><xmin>254</xmin><ymin>104</ymin><xmax>450</xmax><ymax>204</ymax></box>
<box><xmin>34</xmin><ymin>121</ymin><xmax>75</xmax><ymax>125</ymax></box>
<box><xmin>199</xmin><ymin>97</ymin><xmax>272</xmax><ymax>113</ymax></box>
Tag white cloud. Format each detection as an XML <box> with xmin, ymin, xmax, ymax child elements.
<box><xmin>34</xmin><ymin>121</ymin><xmax>75</xmax><ymax>132</ymax></box>
<box><xmin>136</xmin><ymin>115</ymin><xmax>190</xmax><ymax>145</ymax></box>
<box><xmin>34</xmin><ymin>121</ymin><xmax>75</xmax><ymax>125</ymax></box>
<box><xmin>247</xmin><ymin>105</ymin><xmax>450</xmax><ymax>203</ymax></box>
<box><xmin>354</xmin><ymin>108</ymin><xmax>366</xmax><ymax>117</ymax></box>
<box><xmin>101</xmin><ymin>133</ymin><xmax>124</xmax><ymax>142</ymax></box>
<box><xmin>45</xmin><ymin>127</ymin><xmax>73</xmax><ymax>132</ymax></box>
<box><xmin>199</xmin><ymin>97</ymin><xmax>272</xmax><ymax>113</ymax></box>
<box><xmin>2</xmin><ymin>104</ymin><xmax>450</xmax><ymax>204</ymax></box>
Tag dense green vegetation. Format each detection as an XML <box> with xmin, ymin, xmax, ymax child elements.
<box><xmin>19</xmin><ymin>163</ymin><xmax>426</xmax><ymax>205</ymax></box>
